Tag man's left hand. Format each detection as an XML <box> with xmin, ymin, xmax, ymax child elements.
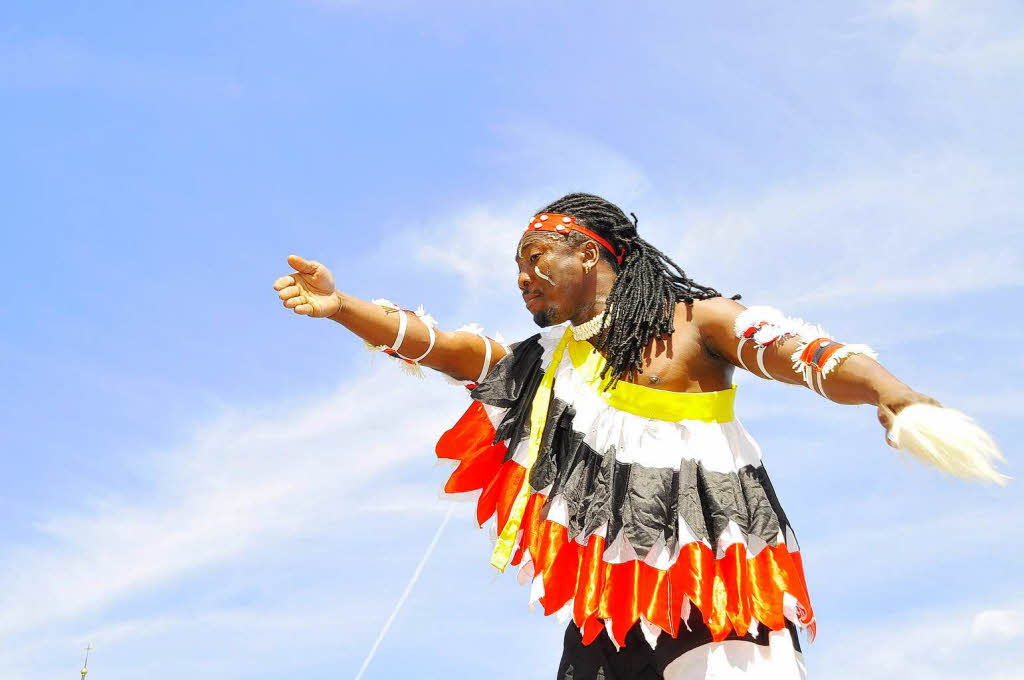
<box><xmin>876</xmin><ymin>387</ymin><xmax>942</xmax><ymax>448</ymax></box>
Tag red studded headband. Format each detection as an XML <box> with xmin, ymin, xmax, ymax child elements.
<box><xmin>523</xmin><ymin>213</ymin><xmax>625</xmax><ymax>265</ymax></box>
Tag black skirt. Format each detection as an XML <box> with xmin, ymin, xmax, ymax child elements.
<box><xmin>556</xmin><ymin>605</ymin><xmax>804</xmax><ymax>680</ymax></box>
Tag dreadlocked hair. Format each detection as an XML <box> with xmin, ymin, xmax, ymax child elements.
<box><xmin>537</xmin><ymin>192</ymin><xmax>741</xmax><ymax>390</ymax></box>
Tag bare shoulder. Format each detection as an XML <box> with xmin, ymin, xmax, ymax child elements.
<box><xmin>679</xmin><ymin>297</ymin><xmax>750</xmax><ymax>365</ymax></box>
<box><xmin>690</xmin><ymin>296</ymin><xmax>745</xmax><ymax>317</ymax></box>
<box><xmin>647</xmin><ymin>299</ymin><xmax>736</xmax><ymax>389</ymax></box>
<box><xmin>684</xmin><ymin>296</ymin><xmax>746</xmax><ymax>331</ymax></box>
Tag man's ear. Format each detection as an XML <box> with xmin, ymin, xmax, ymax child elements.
<box><xmin>579</xmin><ymin>241</ymin><xmax>602</xmax><ymax>270</ymax></box>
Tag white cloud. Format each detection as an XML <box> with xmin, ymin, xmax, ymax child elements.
<box><xmin>415</xmin><ymin>202</ymin><xmax>534</xmax><ymax>298</ymax></box>
<box><xmin>655</xmin><ymin>152</ymin><xmax>1023</xmax><ymax>309</ymax></box>
<box><xmin>413</xmin><ymin>123</ymin><xmax>652</xmax><ymax>298</ymax></box>
<box><xmin>0</xmin><ymin>368</ymin><xmax>467</xmax><ymax>637</ymax></box>
<box><xmin>953</xmin><ymin>389</ymin><xmax>1024</xmax><ymax>419</ymax></box>
<box><xmin>973</xmin><ymin>609</ymin><xmax>1024</xmax><ymax>640</ymax></box>
<box><xmin>809</xmin><ymin>506</ymin><xmax>1024</xmax><ymax>588</ymax></box>
<box><xmin>793</xmin><ymin>249</ymin><xmax>1022</xmax><ymax>306</ymax></box>
<box><xmin>414</xmin><ymin>139</ymin><xmax>1023</xmax><ymax>317</ymax></box>
<box><xmin>5</xmin><ymin>6</ymin><xmax>1023</xmax><ymax>677</ymax></box>
<box><xmin>812</xmin><ymin>598</ymin><xmax>1024</xmax><ymax>679</ymax></box>
<box><xmin>881</xmin><ymin>0</ymin><xmax>1024</xmax><ymax>75</ymax></box>
<box><xmin>486</xmin><ymin>121</ymin><xmax>652</xmax><ymax>203</ymax></box>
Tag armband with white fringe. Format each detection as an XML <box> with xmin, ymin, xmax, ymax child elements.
<box><xmin>364</xmin><ymin>299</ymin><xmax>509</xmax><ymax>388</ymax></box>
<box><xmin>733</xmin><ymin>305</ymin><xmax>878</xmax><ymax>398</ymax></box>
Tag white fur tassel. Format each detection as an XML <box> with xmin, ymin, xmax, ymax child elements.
<box><xmin>442</xmin><ymin>373</ymin><xmax>470</xmax><ymax>387</ymax></box>
<box><xmin>397</xmin><ymin>361</ymin><xmax>426</xmax><ymax>378</ymax></box>
<box><xmin>885</xmin><ymin>403</ymin><xmax>1010</xmax><ymax>486</ymax></box>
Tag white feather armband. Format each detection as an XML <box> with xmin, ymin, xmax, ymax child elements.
<box><xmin>733</xmin><ymin>305</ymin><xmax>828</xmax><ymax>346</ymax></box>
<box><xmin>361</xmin><ymin>299</ymin><xmax>509</xmax><ymax>388</ymax></box>
<box><xmin>733</xmin><ymin>305</ymin><xmax>877</xmax><ymax>395</ymax></box>
<box><xmin>362</xmin><ymin>298</ymin><xmax>439</xmax><ymax>379</ymax></box>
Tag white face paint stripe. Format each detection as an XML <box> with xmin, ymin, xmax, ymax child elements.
<box><xmin>534</xmin><ymin>265</ymin><xmax>554</xmax><ymax>284</ymax></box>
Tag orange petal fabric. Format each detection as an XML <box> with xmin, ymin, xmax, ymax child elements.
<box><xmin>436</xmin><ymin>400</ymin><xmax>816</xmax><ymax>649</ymax></box>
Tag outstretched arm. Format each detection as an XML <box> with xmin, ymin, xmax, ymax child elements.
<box><xmin>273</xmin><ymin>254</ymin><xmax>507</xmax><ymax>383</ymax></box>
<box><xmin>692</xmin><ymin>297</ymin><xmax>940</xmax><ymax>445</ymax></box>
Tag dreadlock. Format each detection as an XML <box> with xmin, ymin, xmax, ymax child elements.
<box><xmin>536</xmin><ymin>192</ymin><xmax>741</xmax><ymax>390</ymax></box>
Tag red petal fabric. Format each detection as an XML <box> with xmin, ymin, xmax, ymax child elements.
<box><xmin>435</xmin><ymin>401</ymin><xmax>817</xmax><ymax>649</ymax></box>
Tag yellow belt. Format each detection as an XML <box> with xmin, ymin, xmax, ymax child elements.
<box><xmin>489</xmin><ymin>328</ymin><xmax>736</xmax><ymax>571</ymax></box>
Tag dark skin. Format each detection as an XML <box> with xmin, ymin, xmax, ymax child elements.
<box><xmin>517</xmin><ymin>231</ymin><xmax>722</xmax><ymax>391</ymax></box>
<box><xmin>273</xmin><ymin>232</ymin><xmax>940</xmax><ymax>446</ymax></box>
<box><xmin>514</xmin><ymin>231</ymin><xmax>940</xmax><ymax>445</ymax></box>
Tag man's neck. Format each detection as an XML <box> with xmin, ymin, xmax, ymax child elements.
<box><xmin>570</xmin><ymin>299</ymin><xmax>607</xmax><ymax>326</ymax></box>
<box><xmin>569</xmin><ymin>270</ymin><xmax>616</xmax><ymax>326</ymax></box>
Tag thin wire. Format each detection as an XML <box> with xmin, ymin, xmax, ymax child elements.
<box><xmin>353</xmin><ymin>502</ymin><xmax>456</xmax><ymax>680</ymax></box>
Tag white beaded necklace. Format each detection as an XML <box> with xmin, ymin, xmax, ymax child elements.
<box><xmin>570</xmin><ymin>303</ymin><xmax>612</xmax><ymax>341</ymax></box>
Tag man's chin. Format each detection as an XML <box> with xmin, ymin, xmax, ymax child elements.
<box><xmin>531</xmin><ymin>307</ymin><xmax>556</xmax><ymax>327</ymax></box>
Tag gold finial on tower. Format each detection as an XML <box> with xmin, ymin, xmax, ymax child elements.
<box><xmin>80</xmin><ymin>643</ymin><xmax>94</xmax><ymax>678</ymax></box>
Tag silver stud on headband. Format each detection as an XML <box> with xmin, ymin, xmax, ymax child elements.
<box><xmin>540</xmin><ymin>214</ymin><xmax>549</xmax><ymax>220</ymax></box>
<box><xmin>562</xmin><ymin>216</ymin><xmax>571</xmax><ymax>223</ymax></box>
<box><xmin>532</xmin><ymin>223</ymin><xmax>542</xmax><ymax>229</ymax></box>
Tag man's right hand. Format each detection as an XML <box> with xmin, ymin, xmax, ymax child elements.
<box><xmin>273</xmin><ymin>254</ymin><xmax>342</xmax><ymax>318</ymax></box>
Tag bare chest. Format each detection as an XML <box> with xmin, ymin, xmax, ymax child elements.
<box><xmin>596</xmin><ymin>320</ymin><xmax>732</xmax><ymax>393</ymax></box>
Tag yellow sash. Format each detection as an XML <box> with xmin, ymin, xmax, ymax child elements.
<box><xmin>489</xmin><ymin>329</ymin><xmax>737</xmax><ymax>571</ymax></box>
<box><xmin>490</xmin><ymin>327</ymin><xmax>572</xmax><ymax>571</ymax></box>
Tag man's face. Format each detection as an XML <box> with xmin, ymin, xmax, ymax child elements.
<box><xmin>515</xmin><ymin>233</ymin><xmax>585</xmax><ymax>327</ymax></box>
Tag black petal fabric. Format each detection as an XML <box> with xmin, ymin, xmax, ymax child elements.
<box><xmin>470</xmin><ymin>334</ymin><xmax>541</xmax><ymax>407</ymax></box>
<box><xmin>467</xmin><ymin>332</ymin><xmax>796</xmax><ymax>559</ymax></box>
<box><xmin>532</xmin><ymin>432</ymin><xmax>786</xmax><ymax>561</ymax></box>
<box><xmin>528</xmin><ymin>411</ymin><xmax>789</xmax><ymax>558</ymax></box>
<box><xmin>469</xmin><ymin>334</ymin><xmax>544</xmax><ymax>454</ymax></box>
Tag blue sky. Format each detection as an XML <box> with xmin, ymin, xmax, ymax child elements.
<box><xmin>1</xmin><ymin>1</ymin><xmax>1022</xmax><ymax>677</ymax></box>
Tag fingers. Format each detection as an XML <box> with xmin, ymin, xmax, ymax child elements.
<box><xmin>877</xmin><ymin>404</ymin><xmax>898</xmax><ymax>448</ymax></box>
<box><xmin>287</xmin><ymin>254</ymin><xmax>319</xmax><ymax>275</ymax></box>
<box><xmin>274</xmin><ymin>259</ymin><xmax>328</xmax><ymax>317</ymax></box>
<box><xmin>281</xmin><ymin>293</ymin><xmax>321</xmax><ymax>316</ymax></box>
<box><xmin>277</xmin><ymin>284</ymin><xmax>301</xmax><ymax>300</ymax></box>
<box><xmin>284</xmin><ymin>295</ymin><xmax>312</xmax><ymax>315</ymax></box>
<box><xmin>877</xmin><ymin>404</ymin><xmax>893</xmax><ymax>428</ymax></box>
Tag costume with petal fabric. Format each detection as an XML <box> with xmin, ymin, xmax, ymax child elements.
<box><xmin>436</xmin><ymin>324</ymin><xmax>815</xmax><ymax>679</ymax></box>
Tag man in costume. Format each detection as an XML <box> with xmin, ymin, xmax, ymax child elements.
<box><xmin>273</xmin><ymin>192</ymin><xmax>944</xmax><ymax>679</ymax></box>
